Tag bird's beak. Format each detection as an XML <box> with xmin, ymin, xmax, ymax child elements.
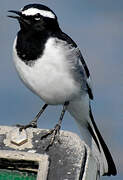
<box><xmin>8</xmin><ymin>10</ymin><xmax>22</xmax><ymax>20</ymax></box>
<box><xmin>8</xmin><ymin>10</ymin><xmax>31</xmax><ymax>26</ymax></box>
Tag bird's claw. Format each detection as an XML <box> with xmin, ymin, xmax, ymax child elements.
<box><xmin>16</xmin><ymin>121</ymin><xmax>37</xmax><ymax>132</ymax></box>
<box><xmin>41</xmin><ymin>124</ymin><xmax>61</xmax><ymax>151</ymax></box>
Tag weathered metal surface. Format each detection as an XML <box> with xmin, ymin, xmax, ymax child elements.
<box><xmin>0</xmin><ymin>126</ymin><xmax>99</xmax><ymax>180</ymax></box>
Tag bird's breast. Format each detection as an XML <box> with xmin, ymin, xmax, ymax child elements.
<box><xmin>13</xmin><ymin>38</ymin><xmax>81</xmax><ymax>104</ymax></box>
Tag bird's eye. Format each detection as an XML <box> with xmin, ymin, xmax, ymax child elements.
<box><xmin>34</xmin><ymin>13</ymin><xmax>41</xmax><ymax>21</ymax></box>
<box><xmin>35</xmin><ymin>17</ymin><xmax>40</xmax><ymax>21</ymax></box>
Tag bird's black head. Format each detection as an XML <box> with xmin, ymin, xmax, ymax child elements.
<box><xmin>8</xmin><ymin>4</ymin><xmax>60</xmax><ymax>33</ymax></box>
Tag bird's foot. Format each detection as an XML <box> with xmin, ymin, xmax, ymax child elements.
<box><xmin>16</xmin><ymin>121</ymin><xmax>37</xmax><ymax>132</ymax></box>
<box><xmin>41</xmin><ymin>124</ymin><xmax>61</xmax><ymax>151</ymax></box>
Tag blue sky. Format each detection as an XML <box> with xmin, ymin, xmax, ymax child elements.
<box><xmin>0</xmin><ymin>1</ymin><xmax>122</xmax><ymax>179</ymax></box>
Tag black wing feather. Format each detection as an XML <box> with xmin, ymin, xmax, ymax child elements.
<box><xmin>54</xmin><ymin>31</ymin><xmax>93</xmax><ymax>99</ymax></box>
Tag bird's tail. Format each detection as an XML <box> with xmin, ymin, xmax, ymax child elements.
<box><xmin>67</xmin><ymin>96</ymin><xmax>117</xmax><ymax>176</ymax></box>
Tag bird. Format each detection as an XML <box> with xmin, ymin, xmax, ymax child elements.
<box><xmin>8</xmin><ymin>4</ymin><xmax>117</xmax><ymax>176</ymax></box>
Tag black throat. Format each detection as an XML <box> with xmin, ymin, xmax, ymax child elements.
<box><xmin>16</xmin><ymin>29</ymin><xmax>51</xmax><ymax>65</ymax></box>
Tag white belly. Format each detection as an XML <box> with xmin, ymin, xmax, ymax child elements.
<box><xmin>13</xmin><ymin>38</ymin><xmax>81</xmax><ymax>104</ymax></box>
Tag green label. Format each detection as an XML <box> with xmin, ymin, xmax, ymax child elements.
<box><xmin>0</xmin><ymin>169</ymin><xmax>37</xmax><ymax>180</ymax></box>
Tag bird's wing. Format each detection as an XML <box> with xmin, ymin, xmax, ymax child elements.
<box><xmin>76</xmin><ymin>48</ymin><xmax>93</xmax><ymax>99</ymax></box>
<box><xmin>58</xmin><ymin>32</ymin><xmax>117</xmax><ymax>176</ymax></box>
<box><xmin>55</xmin><ymin>31</ymin><xmax>93</xmax><ymax>99</ymax></box>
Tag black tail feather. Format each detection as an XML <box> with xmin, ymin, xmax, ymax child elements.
<box><xmin>89</xmin><ymin>107</ymin><xmax>117</xmax><ymax>176</ymax></box>
<box><xmin>88</xmin><ymin>123</ymin><xmax>101</xmax><ymax>152</ymax></box>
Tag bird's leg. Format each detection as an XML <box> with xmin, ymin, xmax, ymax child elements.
<box><xmin>17</xmin><ymin>104</ymin><xmax>48</xmax><ymax>131</ymax></box>
<box><xmin>41</xmin><ymin>101</ymin><xmax>69</xmax><ymax>151</ymax></box>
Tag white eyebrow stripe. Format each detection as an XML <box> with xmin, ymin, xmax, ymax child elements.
<box><xmin>22</xmin><ymin>8</ymin><xmax>55</xmax><ymax>19</ymax></box>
